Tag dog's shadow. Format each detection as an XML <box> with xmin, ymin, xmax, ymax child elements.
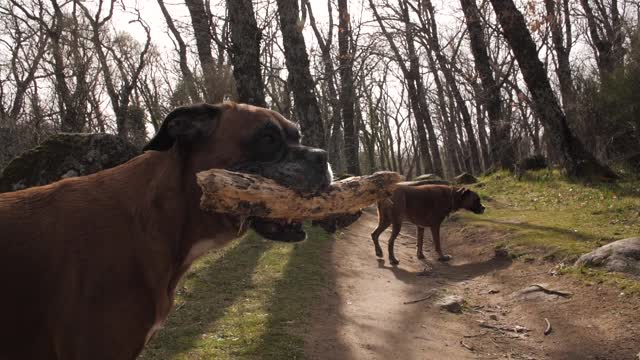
<box><xmin>376</xmin><ymin>255</ymin><xmax>512</xmax><ymax>285</ymax></box>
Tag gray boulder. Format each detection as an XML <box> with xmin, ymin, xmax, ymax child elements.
<box><xmin>575</xmin><ymin>237</ymin><xmax>640</xmax><ymax>277</ymax></box>
<box><xmin>0</xmin><ymin>133</ymin><xmax>140</xmax><ymax>193</ymax></box>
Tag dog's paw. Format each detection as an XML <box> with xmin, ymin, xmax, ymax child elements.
<box><xmin>417</xmin><ymin>253</ymin><xmax>426</xmax><ymax>260</ymax></box>
<box><xmin>375</xmin><ymin>248</ymin><xmax>383</xmax><ymax>258</ymax></box>
<box><xmin>437</xmin><ymin>254</ymin><xmax>452</xmax><ymax>262</ymax></box>
<box><xmin>389</xmin><ymin>258</ymin><xmax>400</xmax><ymax>265</ymax></box>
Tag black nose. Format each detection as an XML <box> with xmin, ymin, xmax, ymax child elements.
<box><xmin>305</xmin><ymin>148</ymin><xmax>328</xmax><ymax>166</ymax></box>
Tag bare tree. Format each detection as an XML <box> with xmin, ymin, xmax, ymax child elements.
<box><xmin>460</xmin><ymin>0</ymin><xmax>514</xmax><ymax>170</ymax></box>
<box><xmin>580</xmin><ymin>0</ymin><xmax>625</xmax><ymax>80</ymax></box>
<box><xmin>78</xmin><ymin>0</ymin><xmax>151</xmax><ymax>141</ymax></box>
<box><xmin>227</xmin><ymin>0</ymin><xmax>266</xmax><ymax>106</ymax></box>
<box><xmin>369</xmin><ymin>0</ymin><xmax>438</xmax><ymax>176</ymax></box>
<box><xmin>337</xmin><ymin>0</ymin><xmax>359</xmax><ymax>174</ymax></box>
<box><xmin>156</xmin><ymin>0</ymin><xmax>201</xmax><ymax>103</ymax></box>
<box><xmin>489</xmin><ymin>0</ymin><xmax>616</xmax><ymax>178</ymax></box>
<box><xmin>275</xmin><ymin>0</ymin><xmax>325</xmax><ymax>148</ymax></box>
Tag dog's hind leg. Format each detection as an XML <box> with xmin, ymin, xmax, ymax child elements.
<box><xmin>416</xmin><ymin>226</ymin><xmax>426</xmax><ymax>259</ymax></box>
<box><xmin>387</xmin><ymin>222</ymin><xmax>401</xmax><ymax>265</ymax></box>
<box><xmin>371</xmin><ymin>219</ymin><xmax>389</xmax><ymax>258</ymax></box>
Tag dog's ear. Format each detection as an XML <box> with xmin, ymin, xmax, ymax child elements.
<box><xmin>143</xmin><ymin>103</ymin><xmax>223</xmax><ymax>152</ymax></box>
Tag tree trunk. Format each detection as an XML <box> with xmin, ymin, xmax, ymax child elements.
<box><xmin>404</xmin><ymin>2</ymin><xmax>443</xmax><ymax>176</ymax></box>
<box><xmin>275</xmin><ymin>0</ymin><xmax>326</xmax><ymax>148</ymax></box>
<box><xmin>305</xmin><ymin>0</ymin><xmax>343</xmax><ymax>171</ymax></box>
<box><xmin>227</xmin><ymin>0</ymin><xmax>267</xmax><ymax>107</ymax></box>
<box><xmin>369</xmin><ymin>0</ymin><xmax>434</xmax><ymax>175</ymax></box>
<box><xmin>460</xmin><ymin>0</ymin><xmax>514</xmax><ymax>170</ymax></box>
<box><xmin>490</xmin><ymin>0</ymin><xmax>616</xmax><ymax>178</ymax></box>
<box><xmin>184</xmin><ymin>0</ymin><xmax>220</xmax><ymax>103</ymax></box>
<box><xmin>420</xmin><ymin>0</ymin><xmax>481</xmax><ymax>174</ymax></box>
<box><xmin>157</xmin><ymin>0</ymin><xmax>201</xmax><ymax>103</ymax></box>
<box><xmin>579</xmin><ymin>0</ymin><xmax>625</xmax><ymax>80</ymax></box>
<box><xmin>545</xmin><ymin>0</ymin><xmax>577</xmax><ymax>124</ymax></box>
<box><xmin>338</xmin><ymin>0</ymin><xmax>360</xmax><ymax>175</ymax></box>
<box><xmin>422</xmin><ymin>40</ymin><xmax>461</xmax><ymax>176</ymax></box>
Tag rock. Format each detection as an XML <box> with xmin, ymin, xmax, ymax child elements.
<box><xmin>414</xmin><ymin>173</ymin><xmax>441</xmax><ymax>181</ymax></box>
<box><xmin>575</xmin><ymin>237</ymin><xmax>640</xmax><ymax>277</ymax></box>
<box><xmin>312</xmin><ymin>210</ymin><xmax>362</xmax><ymax>233</ymax></box>
<box><xmin>454</xmin><ymin>173</ymin><xmax>478</xmax><ymax>184</ymax></box>
<box><xmin>436</xmin><ymin>295</ymin><xmax>465</xmax><ymax>313</ymax></box>
<box><xmin>0</xmin><ymin>133</ymin><xmax>140</xmax><ymax>193</ymax></box>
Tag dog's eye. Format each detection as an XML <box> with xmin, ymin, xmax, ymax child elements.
<box><xmin>262</xmin><ymin>134</ymin><xmax>277</xmax><ymax>145</ymax></box>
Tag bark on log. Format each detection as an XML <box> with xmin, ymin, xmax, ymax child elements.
<box><xmin>197</xmin><ymin>170</ymin><xmax>404</xmax><ymax>220</ymax></box>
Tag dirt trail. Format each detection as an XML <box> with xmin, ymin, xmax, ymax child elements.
<box><xmin>305</xmin><ymin>208</ymin><xmax>640</xmax><ymax>360</ymax></box>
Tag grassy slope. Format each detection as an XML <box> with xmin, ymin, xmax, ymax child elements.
<box><xmin>461</xmin><ymin>169</ymin><xmax>640</xmax><ymax>292</ymax></box>
<box><xmin>140</xmin><ymin>225</ymin><xmax>332</xmax><ymax>360</ymax></box>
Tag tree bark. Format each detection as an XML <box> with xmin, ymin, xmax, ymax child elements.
<box><xmin>275</xmin><ymin>0</ymin><xmax>326</xmax><ymax>148</ymax></box>
<box><xmin>197</xmin><ymin>170</ymin><xmax>403</xmax><ymax>220</ymax></box>
<box><xmin>184</xmin><ymin>0</ymin><xmax>220</xmax><ymax>103</ymax></box>
<box><xmin>227</xmin><ymin>0</ymin><xmax>267</xmax><ymax>107</ymax></box>
<box><xmin>489</xmin><ymin>0</ymin><xmax>616</xmax><ymax>178</ymax></box>
<box><xmin>337</xmin><ymin>0</ymin><xmax>360</xmax><ymax>175</ymax></box>
<box><xmin>545</xmin><ymin>0</ymin><xmax>577</xmax><ymax>124</ymax></box>
<box><xmin>460</xmin><ymin>0</ymin><xmax>514</xmax><ymax>170</ymax></box>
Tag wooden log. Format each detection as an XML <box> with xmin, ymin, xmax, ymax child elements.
<box><xmin>196</xmin><ymin>170</ymin><xmax>404</xmax><ymax>220</ymax></box>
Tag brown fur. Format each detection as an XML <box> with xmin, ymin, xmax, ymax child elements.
<box><xmin>0</xmin><ymin>103</ymin><xmax>329</xmax><ymax>359</ymax></box>
<box><xmin>371</xmin><ymin>184</ymin><xmax>485</xmax><ymax>265</ymax></box>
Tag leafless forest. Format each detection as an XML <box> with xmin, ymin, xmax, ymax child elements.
<box><xmin>1</xmin><ymin>0</ymin><xmax>639</xmax><ymax>179</ymax></box>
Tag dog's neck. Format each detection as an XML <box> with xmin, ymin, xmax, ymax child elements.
<box><xmin>126</xmin><ymin>150</ymin><xmax>242</xmax><ymax>292</ymax></box>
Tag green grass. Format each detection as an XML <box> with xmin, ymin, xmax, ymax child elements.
<box><xmin>463</xmin><ymin>169</ymin><xmax>640</xmax><ymax>261</ymax></box>
<box><xmin>139</xmin><ymin>225</ymin><xmax>332</xmax><ymax>359</ymax></box>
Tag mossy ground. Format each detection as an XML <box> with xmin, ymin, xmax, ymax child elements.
<box><xmin>460</xmin><ymin>169</ymin><xmax>640</xmax><ymax>293</ymax></box>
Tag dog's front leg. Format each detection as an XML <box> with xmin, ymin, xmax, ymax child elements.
<box><xmin>431</xmin><ymin>225</ymin><xmax>452</xmax><ymax>262</ymax></box>
<box><xmin>416</xmin><ymin>226</ymin><xmax>426</xmax><ymax>259</ymax></box>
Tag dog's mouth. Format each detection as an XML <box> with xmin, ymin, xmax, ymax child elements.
<box><xmin>473</xmin><ymin>206</ymin><xmax>486</xmax><ymax>214</ymax></box>
<box><xmin>250</xmin><ymin>218</ymin><xmax>307</xmax><ymax>242</ymax></box>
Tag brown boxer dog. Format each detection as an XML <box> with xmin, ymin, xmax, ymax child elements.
<box><xmin>0</xmin><ymin>102</ymin><xmax>332</xmax><ymax>360</ymax></box>
<box><xmin>371</xmin><ymin>184</ymin><xmax>485</xmax><ymax>265</ymax></box>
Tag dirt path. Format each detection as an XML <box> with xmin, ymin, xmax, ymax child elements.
<box><xmin>305</xmin><ymin>208</ymin><xmax>640</xmax><ymax>360</ymax></box>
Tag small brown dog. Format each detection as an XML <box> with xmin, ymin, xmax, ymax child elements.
<box><xmin>371</xmin><ymin>184</ymin><xmax>485</xmax><ymax>265</ymax></box>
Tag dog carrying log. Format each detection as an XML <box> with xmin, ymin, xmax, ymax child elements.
<box><xmin>197</xmin><ymin>170</ymin><xmax>404</xmax><ymax>220</ymax></box>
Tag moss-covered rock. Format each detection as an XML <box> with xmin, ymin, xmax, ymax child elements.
<box><xmin>454</xmin><ymin>172</ymin><xmax>478</xmax><ymax>185</ymax></box>
<box><xmin>0</xmin><ymin>133</ymin><xmax>140</xmax><ymax>193</ymax></box>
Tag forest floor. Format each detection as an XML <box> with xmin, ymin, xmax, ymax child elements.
<box><xmin>142</xmin><ymin>171</ymin><xmax>640</xmax><ymax>359</ymax></box>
